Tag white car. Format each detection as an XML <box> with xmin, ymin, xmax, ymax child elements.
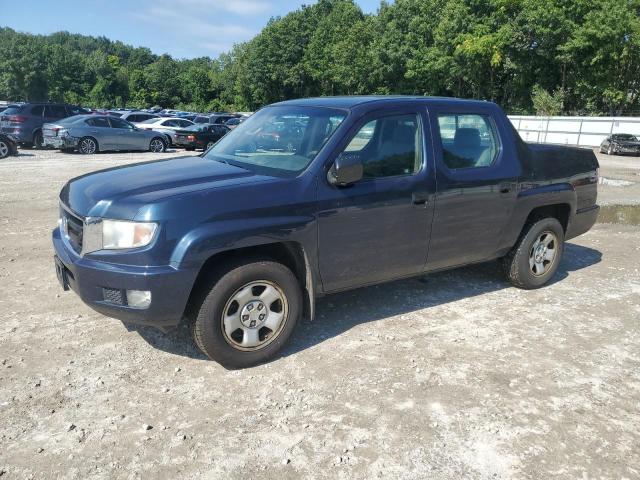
<box><xmin>134</xmin><ymin>117</ymin><xmax>195</xmax><ymax>145</ymax></box>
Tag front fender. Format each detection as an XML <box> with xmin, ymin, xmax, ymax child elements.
<box><xmin>169</xmin><ymin>215</ymin><xmax>317</xmax><ymax>270</ymax></box>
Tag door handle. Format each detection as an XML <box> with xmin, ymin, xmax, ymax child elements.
<box><xmin>412</xmin><ymin>192</ymin><xmax>429</xmax><ymax>205</ymax></box>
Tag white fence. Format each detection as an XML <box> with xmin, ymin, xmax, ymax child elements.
<box><xmin>508</xmin><ymin>115</ymin><xmax>640</xmax><ymax>148</ymax></box>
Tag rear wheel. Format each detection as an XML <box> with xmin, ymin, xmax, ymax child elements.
<box><xmin>206</xmin><ymin>141</ymin><xmax>215</xmax><ymax>150</ymax></box>
<box><xmin>33</xmin><ymin>130</ymin><xmax>44</xmax><ymax>149</ymax></box>
<box><xmin>78</xmin><ymin>137</ymin><xmax>98</xmax><ymax>154</ymax></box>
<box><xmin>149</xmin><ymin>137</ymin><xmax>166</xmax><ymax>153</ymax></box>
<box><xmin>0</xmin><ymin>140</ymin><xmax>10</xmax><ymax>159</ymax></box>
<box><xmin>191</xmin><ymin>259</ymin><xmax>302</xmax><ymax>369</ymax></box>
<box><xmin>502</xmin><ymin>217</ymin><xmax>564</xmax><ymax>289</ymax></box>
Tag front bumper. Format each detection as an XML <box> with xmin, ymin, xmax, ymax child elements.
<box><xmin>43</xmin><ymin>135</ymin><xmax>79</xmax><ymax>150</ymax></box>
<box><xmin>566</xmin><ymin>205</ymin><xmax>600</xmax><ymax>240</ymax></box>
<box><xmin>52</xmin><ymin>227</ymin><xmax>198</xmax><ymax>327</ymax></box>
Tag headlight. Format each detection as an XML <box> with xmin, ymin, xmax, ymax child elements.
<box><xmin>102</xmin><ymin>220</ymin><xmax>158</xmax><ymax>249</ymax></box>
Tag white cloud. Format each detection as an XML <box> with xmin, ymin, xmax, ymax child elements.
<box><xmin>162</xmin><ymin>0</ymin><xmax>271</xmax><ymax>15</ymax></box>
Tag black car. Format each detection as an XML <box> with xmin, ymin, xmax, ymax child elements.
<box><xmin>0</xmin><ymin>133</ymin><xmax>19</xmax><ymax>159</ymax></box>
<box><xmin>193</xmin><ymin>113</ymin><xmax>239</xmax><ymax>125</ymax></box>
<box><xmin>600</xmin><ymin>134</ymin><xmax>640</xmax><ymax>156</ymax></box>
<box><xmin>174</xmin><ymin>124</ymin><xmax>230</xmax><ymax>151</ymax></box>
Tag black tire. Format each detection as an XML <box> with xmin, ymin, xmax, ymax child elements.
<box><xmin>78</xmin><ymin>136</ymin><xmax>98</xmax><ymax>154</ymax></box>
<box><xmin>149</xmin><ymin>137</ymin><xmax>166</xmax><ymax>153</ymax></box>
<box><xmin>0</xmin><ymin>139</ymin><xmax>10</xmax><ymax>159</ymax></box>
<box><xmin>33</xmin><ymin>130</ymin><xmax>44</xmax><ymax>149</ymax></box>
<box><xmin>191</xmin><ymin>259</ymin><xmax>302</xmax><ymax>369</ymax></box>
<box><xmin>502</xmin><ymin>217</ymin><xmax>564</xmax><ymax>289</ymax></box>
<box><xmin>185</xmin><ymin>147</ymin><xmax>195</xmax><ymax>151</ymax></box>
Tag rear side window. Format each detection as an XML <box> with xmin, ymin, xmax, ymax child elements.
<box><xmin>30</xmin><ymin>105</ymin><xmax>45</xmax><ymax>116</ymax></box>
<box><xmin>86</xmin><ymin>117</ymin><xmax>111</xmax><ymax>128</ymax></box>
<box><xmin>109</xmin><ymin>117</ymin><xmax>133</xmax><ymax>129</ymax></box>
<box><xmin>194</xmin><ymin>116</ymin><xmax>209</xmax><ymax>124</ymax></box>
<box><xmin>343</xmin><ymin>113</ymin><xmax>423</xmax><ymax>178</ymax></box>
<box><xmin>437</xmin><ymin>114</ymin><xmax>500</xmax><ymax>169</ymax></box>
<box><xmin>2</xmin><ymin>106</ymin><xmax>25</xmax><ymax>115</ymax></box>
<box><xmin>47</xmin><ymin>105</ymin><xmax>69</xmax><ymax>118</ymax></box>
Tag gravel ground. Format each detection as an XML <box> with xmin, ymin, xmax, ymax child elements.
<box><xmin>0</xmin><ymin>148</ymin><xmax>639</xmax><ymax>479</ymax></box>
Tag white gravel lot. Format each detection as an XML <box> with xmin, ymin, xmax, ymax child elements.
<box><xmin>0</xmin><ymin>148</ymin><xmax>639</xmax><ymax>479</ymax></box>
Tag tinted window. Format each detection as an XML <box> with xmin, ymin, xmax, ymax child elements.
<box><xmin>177</xmin><ymin>120</ymin><xmax>193</xmax><ymax>127</ymax></box>
<box><xmin>343</xmin><ymin>114</ymin><xmax>422</xmax><ymax>178</ymax></box>
<box><xmin>68</xmin><ymin>106</ymin><xmax>87</xmax><ymax>115</ymax></box>
<box><xmin>162</xmin><ymin>119</ymin><xmax>178</xmax><ymax>127</ymax></box>
<box><xmin>109</xmin><ymin>117</ymin><xmax>133</xmax><ymax>129</ymax></box>
<box><xmin>46</xmin><ymin>105</ymin><xmax>68</xmax><ymax>118</ymax></box>
<box><xmin>30</xmin><ymin>105</ymin><xmax>45</xmax><ymax>116</ymax></box>
<box><xmin>437</xmin><ymin>114</ymin><xmax>500</xmax><ymax>169</ymax></box>
<box><xmin>194</xmin><ymin>116</ymin><xmax>209</xmax><ymax>124</ymax></box>
<box><xmin>2</xmin><ymin>106</ymin><xmax>25</xmax><ymax>115</ymax></box>
<box><xmin>86</xmin><ymin>117</ymin><xmax>111</xmax><ymax>128</ymax></box>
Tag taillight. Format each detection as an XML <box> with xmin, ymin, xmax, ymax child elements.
<box><xmin>7</xmin><ymin>115</ymin><xmax>27</xmax><ymax>123</ymax></box>
<box><xmin>187</xmin><ymin>135</ymin><xmax>195</xmax><ymax>141</ymax></box>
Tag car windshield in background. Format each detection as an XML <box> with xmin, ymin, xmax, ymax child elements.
<box><xmin>203</xmin><ymin>106</ymin><xmax>346</xmax><ymax>176</ymax></box>
<box><xmin>185</xmin><ymin>124</ymin><xmax>207</xmax><ymax>132</ymax></box>
<box><xmin>614</xmin><ymin>134</ymin><xmax>638</xmax><ymax>141</ymax></box>
<box><xmin>58</xmin><ymin>115</ymin><xmax>89</xmax><ymax>125</ymax></box>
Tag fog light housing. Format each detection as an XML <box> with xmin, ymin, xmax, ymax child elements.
<box><xmin>126</xmin><ymin>290</ymin><xmax>151</xmax><ymax>309</ymax></box>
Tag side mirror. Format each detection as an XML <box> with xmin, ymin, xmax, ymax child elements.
<box><xmin>328</xmin><ymin>152</ymin><xmax>363</xmax><ymax>187</ymax></box>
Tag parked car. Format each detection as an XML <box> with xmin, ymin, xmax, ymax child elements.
<box><xmin>52</xmin><ymin>96</ymin><xmax>599</xmax><ymax>368</ymax></box>
<box><xmin>174</xmin><ymin>123</ymin><xmax>229</xmax><ymax>151</ymax></box>
<box><xmin>193</xmin><ymin>113</ymin><xmax>239</xmax><ymax>125</ymax></box>
<box><xmin>42</xmin><ymin>114</ymin><xmax>167</xmax><ymax>154</ymax></box>
<box><xmin>120</xmin><ymin>111</ymin><xmax>159</xmax><ymax>123</ymax></box>
<box><xmin>0</xmin><ymin>102</ymin><xmax>89</xmax><ymax>148</ymax></box>
<box><xmin>599</xmin><ymin>134</ymin><xmax>640</xmax><ymax>156</ymax></box>
<box><xmin>134</xmin><ymin>117</ymin><xmax>195</xmax><ymax>145</ymax></box>
<box><xmin>224</xmin><ymin>117</ymin><xmax>246</xmax><ymax>129</ymax></box>
<box><xmin>0</xmin><ymin>133</ymin><xmax>18</xmax><ymax>159</ymax></box>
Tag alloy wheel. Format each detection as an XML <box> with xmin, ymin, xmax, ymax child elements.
<box><xmin>221</xmin><ymin>281</ymin><xmax>288</xmax><ymax>351</ymax></box>
<box><xmin>529</xmin><ymin>231</ymin><xmax>557</xmax><ymax>276</ymax></box>
<box><xmin>79</xmin><ymin>138</ymin><xmax>96</xmax><ymax>154</ymax></box>
<box><xmin>206</xmin><ymin>141</ymin><xmax>215</xmax><ymax>150</ymax></box>
<box><xmin>0</xmin><ymin>141</ymin><xmax>9</xmax><ymax>158</ymax></box>
<box><xmin>150</xmin><ymin>138</ymin><xmax>165</xmax><ymax>152</ymax></box>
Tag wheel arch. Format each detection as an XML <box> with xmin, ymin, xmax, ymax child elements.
<box><xmin>183</xmin><ymin>241</ymin><xmax>315</xmax><ymax>323</ymax></box>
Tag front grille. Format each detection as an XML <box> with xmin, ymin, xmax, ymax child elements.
<box><xmin>61</xmin><ymin>207</ymin><xmax>84</xmax><ymax>254</ymax></box>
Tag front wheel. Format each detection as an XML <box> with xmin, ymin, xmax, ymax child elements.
<box><xmin>149</xmin><ymin>137</ymin><xmax>166</xmax><ymax>153</ymax></box>
<box><xmin>502</xmin><ymin>217</ymin><xmax>564</xmax><ymax>289</ymax></box>
<box><xmin>191</xmin><ymin>259</ymin><xmax>302</xmax><ymax>369</ymax></box>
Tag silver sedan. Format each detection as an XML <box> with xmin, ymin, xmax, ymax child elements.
<box><xmin>133</xmin><ymin>117</ymin><xmax>195</xmax><ymax>145</ymax></box>
<box><xmin>42</xmin><ymin>115</ymin><xmax>168</xmax><ymax>154</ymax></box>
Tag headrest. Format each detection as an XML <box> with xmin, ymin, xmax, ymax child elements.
<box><xmin>454</xmin><ymin>128</ymin><xmax>481</xmax><ymax>148</ymax></box>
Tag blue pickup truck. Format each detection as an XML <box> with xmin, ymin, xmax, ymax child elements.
<box><xmin>53</xmin><ymin>96</ymin><xmax>599</xmax><ymax>368</ymax></box>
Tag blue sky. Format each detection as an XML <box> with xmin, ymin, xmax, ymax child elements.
<box><xmin>0</xmin><ymin>0</ymin><xmax>384</xmax><ymax>59</ymax></box>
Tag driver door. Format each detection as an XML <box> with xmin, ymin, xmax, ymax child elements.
<box><xmin>316</xmin><ymin>109</ymin><xmax>435</xmax><ymax>292</ymax></box>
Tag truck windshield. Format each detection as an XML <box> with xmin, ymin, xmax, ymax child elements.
<box><xmin>202</xmin><ymin>106</ymin><xmax>347</xmax><ymax>176</ymax></box>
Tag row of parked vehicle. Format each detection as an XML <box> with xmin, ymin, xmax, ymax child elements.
<box><xmin>0</xmin><ymin>101</ymin><xmax>251</xmax><ymax>157</ymax></box>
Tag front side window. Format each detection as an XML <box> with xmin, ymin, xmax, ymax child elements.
<box><xmin>203</xmin><ymin>106</ymin><xmax>346</xmax><ymax>176</ymax></box>
<box><xmin>437</xmin><ymin>114</ymin><xmax>500</xmax><ymax>169</ymax></box>
<box><xmin>342</xmin><ymin>113</ymin><xmax>422</xmax><ymax>178</ymax></box>
<box><xmin>47</xmin><ymin>105</ymin><xmax>68</xmax><ymax>118</ymax></box>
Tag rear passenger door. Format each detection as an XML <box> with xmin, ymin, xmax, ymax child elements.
<box><xmin>425</xmin><ymin>105</ymin><xmax>521</xmax><ymax>271</ymax></box>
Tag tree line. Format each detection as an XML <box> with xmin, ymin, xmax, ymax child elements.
<box><xmin>1</xmin><ymin>0</ymin><xmax>639</xmax><ymax>115</ymax></box>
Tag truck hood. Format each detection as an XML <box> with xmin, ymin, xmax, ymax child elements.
<box><xmin>60</xmin><ymin>155</ymin><xmax>272</xmax><ymax>219</ymax></box>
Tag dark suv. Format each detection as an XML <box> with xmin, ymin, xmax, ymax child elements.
<box><xmin>0</xmin><ymin>103</ymin><xmax>89</xmax><ymax>148</ymax></box>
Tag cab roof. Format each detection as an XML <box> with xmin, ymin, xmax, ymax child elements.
<box><xmin>271</xmin><ymin>95</ymin><xmax>494</xmax><ymax>110</ymax></box>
